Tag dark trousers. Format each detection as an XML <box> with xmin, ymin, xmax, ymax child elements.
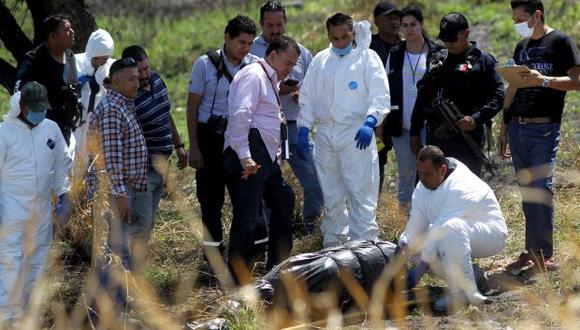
<box><xmin>377</xmin><ymin>135</ymin><xmax>393</xmax><ymax>194</ymax></box>
<box><xmin>224</xmin><ymin>129</ymin><xmax>295</xmax><ymax>281</ymax></box>
<box><xmin>196</xmin><ymin>124</ymin><xmax>268</xmax><ymax>258</ymax></box>
<box><xmin>428</xmin><ymin>126</ymin><xmax>484</xmax><ymax>177</ymax></box>
<box><xmin>196</xmin><ymin>124</ymin><xmax>230</xmax><ymax>248</ymax></box>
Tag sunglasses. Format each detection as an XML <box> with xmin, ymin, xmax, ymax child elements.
<box><xmin>109</xmin><ymin>57</ymin><xmax>137</xmax><ymax>76</ymax></box>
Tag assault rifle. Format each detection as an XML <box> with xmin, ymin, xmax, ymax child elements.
<box><xmin>433</xmin><ymin>99</ymin><xmax>497</xmax><ymax>176</ymax></box>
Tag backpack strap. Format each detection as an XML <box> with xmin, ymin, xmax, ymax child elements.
<box><xmin>206</xmin><ymin>50</ymin><xmax>234</xmax><ymax>83</ymax></box>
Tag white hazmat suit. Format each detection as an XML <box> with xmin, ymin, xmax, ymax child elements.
<box><xmin>298</xmin><ymin>21</ymin><xmax>390</xmax><ymax>247</ymax></box>
<box><xmin>0</xmin><ymin>93</ymin><xmax>72</xmax><ymax>322</ymax></box>
<box><xmin>74</xmin><ymin>28</ymin><xmax>115</xmax><ymax>158</ymax></box>
<box><xmin>400</xmin><ymin>158</ymin><xmax>507</xmax><ymax>305</ymax></box>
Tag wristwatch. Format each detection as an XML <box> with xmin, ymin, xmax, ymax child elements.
<box><xmin>541</xmin><ymin>77</ymin><xmax>552</xmax><ymax>88</ymax></box>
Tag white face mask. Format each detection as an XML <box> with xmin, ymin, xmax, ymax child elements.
<box><xmin>514</xmin><ymin>16</ymin><xmax>535</xmax><ymax>39</ymax></box>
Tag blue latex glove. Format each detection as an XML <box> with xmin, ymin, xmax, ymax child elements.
<box><xmin>407</xmin><ymin>261</ymin><xmax>429</xmax><ymax>289</ymax></box>
<box><xmin>77</xmin><ymin>75</ymin><xmax>90</xmax><ymax>86</ymax></box>
<box><xmin>55</xmin><ymin>193</ymin><xmax>71</xmax><ymax>226</ymax></box>
<box><xmin>296</xmin><ymin>127</ymin><xmax>310</xmax><ymax>160</ymax></box>
<box><xmin>354</xmin><ymin>115</ymin><xmax>377</xmax><ymax>150</ymax></box>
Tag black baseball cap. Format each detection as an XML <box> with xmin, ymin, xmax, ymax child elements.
<box><xmin>373</xmin><ymin>1</ymin><xmax>400</xmax><ymax>18</ymax></box>
<box><xmin>437</xmin><ymin>12</ymin><xmax>469</xmax><ymax>42</ymax></box>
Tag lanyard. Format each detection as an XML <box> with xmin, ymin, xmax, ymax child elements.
<box><xmin>405</xmin><ymin>41</ymin><xmax>426</xmax><ymax>84</ymax></box>
<box><xmin>258</xmin><ymin>61</ymin><xmax>289</xmax><ymax>160</ymax></box>
<box><xmin>258</xmin><ymin>61</ymin><xmax>282</xmax><ymax>110</ymax></box>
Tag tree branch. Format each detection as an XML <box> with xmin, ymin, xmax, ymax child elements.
<box><xmin>0</xmin><ymin>1</ymin><xmax>33</xmax><ymax>62</ymax></box>
<box><xmin>26</xmin><ymin>0</ymin><xmax>97</xmax><ymax>52</ymax></box>
<box><xmin>0</xmin><ymin>58</ymin><xmax>17</xmax><ymax>93</ymax></box>
<box><xmin>25</xmin><ymin>0</ymin><xmax>51</xmax><ymax>45</ymax></box>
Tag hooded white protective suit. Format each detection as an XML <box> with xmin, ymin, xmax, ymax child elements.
<box><xmin>298</xmin><ymin>21</ymin><xmax>390</xmax><ymax>247</ymax></box>
<box><xmin>74</xmin><ymin>28</ymin><xmax>115</xmax><ymax>157</ymax></box>
<box><xmin>0</xmin><ymin>93</ymin><xmax>72</xmax><ymax>322</ymax></box>
<box><xmin>400</xmin><ymin>159</ymin><xmax>507</xmax><ymax>301</ymax></box>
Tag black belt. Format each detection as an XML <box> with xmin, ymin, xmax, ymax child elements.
<box><xmin>512</xmin><ymin>116</ymin><xmax>553</xmax><ymax>124</ymax></box>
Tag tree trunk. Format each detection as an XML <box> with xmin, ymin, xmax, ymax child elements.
<box><xmin>0</xmin><ymin>0</ymin><xmax>97</xmax><ymax>93</ymax></box>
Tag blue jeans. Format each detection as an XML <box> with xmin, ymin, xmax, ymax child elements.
<box><xmin>392</xmin><ymin>129</ymin><xmax>424</xmax><ymax>207</ymax></box>
<box><xmin>287</xmin><ymin>121</ymin><xmax>324</xmax><ymax>231</ymax></box>
<box><xmin>508</xmin><ymin>121</ymin><xmax>560</xmax><ymax>257</ymax></box>
<box><xmin>92</xmin><ymin>186</ymin><xmax>152</xmax><ymax>319</ymax></box>
<box><xmin>128</xmin><ymin>169</ymin><xmax>163</xmax><ymax>243</ymax></box>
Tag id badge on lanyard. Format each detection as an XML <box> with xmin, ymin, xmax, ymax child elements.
<box><xmin>280</xmin><ymin>114</ymin><xmax>289</xmax><ymax>160</ymax></box>
<box><xmin>259</xmin><ymin>62</ymin><xmax>289</xmax><ymax>160</ymax></box>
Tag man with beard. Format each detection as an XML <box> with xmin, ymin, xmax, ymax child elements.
<box><xmin>120</xmin><ymin>45</ymin><xmax>187</xmax><ymax>271</ymax></box>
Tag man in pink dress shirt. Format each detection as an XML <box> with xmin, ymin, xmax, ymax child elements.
<box><xmin>224</xmin><ymin>36</ymin><xmax>299</xmax><ymax>283</ymax></box>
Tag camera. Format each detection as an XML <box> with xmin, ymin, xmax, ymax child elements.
<box><xmin>207</xmin><ymin>115</ymin><xmax>228</xmax><ymax>135</ymax></box>
<box><xmin>62</xmin><ymin>83</ymin><xmax>84</xmax><ymax>130</ymax></box>
<box><xmin>283</xmin><ymin>79</ymin><xmax>299</xmax><ymax>87</ymax></box>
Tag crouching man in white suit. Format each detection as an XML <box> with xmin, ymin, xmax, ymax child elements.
<box><xmin>399</xmin><ymin>145</ymin><xmax>507</xmax><ymax>313</ymax></box>
<box><xmin>0</xmin><ymin>82</ymin><xmax>72</xmax><ymax>324</ymax></box>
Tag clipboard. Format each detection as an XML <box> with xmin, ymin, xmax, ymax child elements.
<box><xmin>496</xmin><ymin>65</ymin><xmax>531</xmax><ymax>88</ymax></box>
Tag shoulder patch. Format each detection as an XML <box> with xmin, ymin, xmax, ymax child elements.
<box><xmin>47</xmin><ymin>138</ymin><xmax>55</xmax><ymax>150</ymax></box>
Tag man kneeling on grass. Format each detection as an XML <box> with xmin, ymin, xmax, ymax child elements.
<box><xmin>398</xmin><ymin>145</ymin><xmax>507</xmax><ymax>313</ymax></box>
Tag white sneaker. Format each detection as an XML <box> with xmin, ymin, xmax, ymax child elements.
<box><xmin>433</xmin><ymin>292</ymin><xmax>490</xmax><ymax>314</ymax></box>
<box><xmin>467</xmin><ymin>292</ymin><xmax>491</xmax><ymax>305</ymax></box>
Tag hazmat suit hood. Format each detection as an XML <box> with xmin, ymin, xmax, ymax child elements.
<box><xmin>327</xmin><ymin>20</ymin><xmax>372</xmax><ymax>54</ymax></box>
<box><xmin>5</xmin><ymin>91</ymin><xmax>22</xmax><ymax>120</ymax></box>
<box><xmin>353</xmin><ymin>20</ymin><xmax>372</xmax><ymax>50</ymax></box>
<box><xmin>86</xmin><ymin>29</ymin><xmax>114</xmax><ymax>61</ymax></box>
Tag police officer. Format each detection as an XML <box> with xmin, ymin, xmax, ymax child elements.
<box><xmin>370</xmin><ymin>1</ymin><xmax>400</xmax><ymax>193</ymax></box>
<box><xmin>410</xmin><ymin>13</ymin><xmax>504</xmax><ymax>177</ymax></box>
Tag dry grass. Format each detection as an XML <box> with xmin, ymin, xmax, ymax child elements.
<box><xmin>21</xmin><ymin>134</ymin><xmax>576</xmax><ymax>329</ymax></box>
<box><xmin>1</xmin><ymin>0</ymin><xmax>578</xmax><ymax>328</ymax></box>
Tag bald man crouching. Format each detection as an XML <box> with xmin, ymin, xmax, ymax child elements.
<box><xmin>399</xmin><ymin>146</ymin><xmax>507</xmax><ymax>313</ymax></box>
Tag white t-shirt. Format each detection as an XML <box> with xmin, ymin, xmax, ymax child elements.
<box><xmin>387</xmin><ymin>51</ymin><xmax>428</xmax><ymax>130</ymax></box>
<box><xmin>402</xmin><ymin>51</ymin><xmax>427</xmax><ymax>130</ymax></box>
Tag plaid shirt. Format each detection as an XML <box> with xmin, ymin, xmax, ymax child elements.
<box><xmin>88</xmin><ymin>90</ymin><xmax>148</xmax><ymax>195</ymax></box>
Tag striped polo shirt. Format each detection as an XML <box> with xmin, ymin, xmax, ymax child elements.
<box><xmin>134</xmin><ymin>71</ymin><xmax>173</xmax><ymax>159</ymax></box>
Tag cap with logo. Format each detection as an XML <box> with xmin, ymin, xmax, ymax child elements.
<box><xmin>373</xmin><ymin>1</ymin><xmax>400</xmax><ymax>18</ymax></box>
<box><xmin>437</xmin><ymin>12</ymin><xmax>469</xmax><ymax>42</ymax></box>
<box><xmin>21</xmin><ymin>81</ymin><xmax>51</xmax><ymax>112</ymax></box>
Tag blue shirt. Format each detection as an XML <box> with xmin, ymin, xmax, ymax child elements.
<box><xmin>188</xmin><ymin>47</ymin><xmax>258</xmax><ymax>123</ymax></box>
<box><xmin>134</xmin><ymin>71</ymin><xmax>173</xmax><ymax>157</ymax></box>
<box><xmin>250</xmin><ymin>34</ymin><xmax>313</xmax><ymax>121</ymax></box>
